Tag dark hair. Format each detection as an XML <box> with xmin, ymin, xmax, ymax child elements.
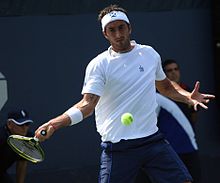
<box><xmin>162</xmin><ymin>59</ymin><xmax>178</xmax><ymax>70</ymax></box>
<box><xmin>98</xmin><ymin>4</ymin><xmax>128</xmax><ymax>22</ymax></box>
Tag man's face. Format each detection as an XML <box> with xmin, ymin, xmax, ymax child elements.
<box><xmin>103</xmin><ymin>20</ymin><xmax>131</xmax><ymax>52</ymax></box>
<box><xmin>7</xmin><ymin>120</ymin><xmax>30</xmax><ymax>136</ymax></box>
<box><xmin>164</xmin><ymin>63</ymin><xmax>180</xmax><ymax>83</ymax></box>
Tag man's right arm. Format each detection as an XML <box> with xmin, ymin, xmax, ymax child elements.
<box><xmin>35</xmin><ymin>93</ymin><xmax>100</xmax><ymax>141</ymax></box>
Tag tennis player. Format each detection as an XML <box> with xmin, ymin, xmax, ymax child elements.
<box><xmin>35</xmin><ymin>4</ymin><xmax>215</xmax><ymax>183</ymax></box>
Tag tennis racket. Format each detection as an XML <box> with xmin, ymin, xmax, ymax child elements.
<box><xmin>7</xmin><ymin>130</ymin><xmax>46</xmax><ymax>163</ymax></box>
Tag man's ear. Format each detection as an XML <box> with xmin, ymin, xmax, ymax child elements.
<box><xmin>102</xmin><ymin>30</ymin><xmax>108</xmax><ymax>40</ymax></box>
<box><xmin>7</xmin><ymin>120</ymin><xmax>12</xmax><ymax>130</ymax></box>
<box><xmin>128</xmin><ymin>24</ymin><xmax>132</xmax><ymax>34</ymax></box>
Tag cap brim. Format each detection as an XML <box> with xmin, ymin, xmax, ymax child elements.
<box><xmin>9</xmin><ymin>118</ymin><xmax>33</xmax><ymax>125</ymax></box>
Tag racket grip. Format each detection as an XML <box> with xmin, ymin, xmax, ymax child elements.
<box><xmin>40</xmin><ymin>130</ymin><xmax>47</xmax><ymax>136</ymax></box>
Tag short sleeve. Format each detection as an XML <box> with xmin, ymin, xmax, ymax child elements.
<box><xmin>81</xmin><ymin>58</ymin><xmax>106</xmax><ymax>96</ymax></box>
<box><xmin>155</xmin><ymin>54</ymin><xmax>166</xmax><ymax>81</ymax></box>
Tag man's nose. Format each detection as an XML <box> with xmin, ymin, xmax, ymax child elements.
<box><xmin>115</xmin><ymin>30</ymin><xmax>121</xmax><ymax>38</ymax></box>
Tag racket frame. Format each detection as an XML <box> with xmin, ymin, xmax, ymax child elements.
<box><xmin>7</xmin><ymin>135</ymin><xmax>45</xmax><ymax>163</ymax></box>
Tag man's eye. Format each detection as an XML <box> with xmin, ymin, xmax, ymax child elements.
<box><xmin>118</xmin><ymin>25</ymin><xmax>125</xmax><ymax>30</ymax></box>
<box><xmin>119</xmin><ymin>26</ymin><xmax>123</xmax><ymax>30</ymax></box>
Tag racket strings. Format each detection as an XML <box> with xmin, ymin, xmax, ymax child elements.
<box><xmin>9</xmin><ymin>138</ymin><xmax>43</xmax><ymax>161</ymax></box>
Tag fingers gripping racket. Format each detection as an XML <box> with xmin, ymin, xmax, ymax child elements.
<box><xmin>7</xmin><ymin>130</ymin><xmax>46</xmax><ymax>163</ymax></box>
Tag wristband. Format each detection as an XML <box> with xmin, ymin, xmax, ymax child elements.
<box><xmin>64</xmin><ymin>107</ymin><xmax>83</xmax><ymax>126</ymax></box>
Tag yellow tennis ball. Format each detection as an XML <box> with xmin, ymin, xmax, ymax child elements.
<box><xmin>121</xmin><ymin>113</ymin><xmax>134</xmax><ymax>126</ymax></box>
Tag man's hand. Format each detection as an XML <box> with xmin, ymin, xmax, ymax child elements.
<box><xmin>35</xmin><ymin>114</ymin><xmax>71</xmax><ymax>142</ymax></box>
<box><xmin>190</xmin><ymin>81</ymin><xmax>215</xmax><ymax>111</ymax></box>
<box><xmin>34</xmin><ymin>121</ymin><xmax>56</xmax><ymax>142</ymax></box>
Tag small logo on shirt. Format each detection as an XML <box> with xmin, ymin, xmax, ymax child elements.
<box><xmin>139</xmin><ymin>65</ymin><xmax>144</xmax><ymax>72</ymax></box>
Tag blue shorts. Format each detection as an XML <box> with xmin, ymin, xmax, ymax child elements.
<box><xmin>99</xmin><ymin>131</ymin><xmax>193</xmax><ymax>183</ymax></box>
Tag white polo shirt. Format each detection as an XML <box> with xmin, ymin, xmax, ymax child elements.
<box><xmin>82</xmin><ymin>41</ymin><xmax>166</xmax><ymax>143</ymax></box>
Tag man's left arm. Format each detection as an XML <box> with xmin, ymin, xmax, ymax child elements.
<box><xmin>16</xmin><ymin>160</ymin><xmax>27</xmax><ymax>183</ymax></box>
<box><xmin>156</xmin><ymin>78</ymin><xmax>215</xmax><ymax>111</ymax></box>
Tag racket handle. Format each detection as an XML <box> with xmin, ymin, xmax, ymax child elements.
<box><xmin>40</xmin><ymin>130</ymin><xmax>47</xmax><ymax>136</ymax></box>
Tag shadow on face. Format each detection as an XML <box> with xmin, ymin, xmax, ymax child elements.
<box><xmin>164</xmin><ymin>63</ymin><xmax>181</xmax><ymax>83</ymax></box>
<box><xmin>7</xmin><ymin>120</ymin><xmax>30</xmax><ymax>136</ymax></box>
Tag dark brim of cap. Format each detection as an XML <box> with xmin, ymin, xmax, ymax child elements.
<box><xmin>9</xmin><ymin>118</ymin><xmax>33</xmax><ymax>125</ymax></box>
